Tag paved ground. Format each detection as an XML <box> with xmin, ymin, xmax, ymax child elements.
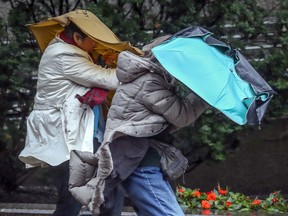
<box><xmin>0</xmin><ymin>203</ymin><xmax>201</xmax><ymax>216</ymax></box>
<box><xmin>0</xmin><ymin>203</ymin><xmax>131</xmax><ymax>216</ymax></box>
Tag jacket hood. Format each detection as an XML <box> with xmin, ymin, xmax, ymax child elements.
<box><xmin>116</xmin><ymin>51</ymin><xmax>164</xmax><ymax>83</ymax></box>
<box><xmin>117</xmin><ymin>35</ymin><xmax>175</xmax><ymax>84</ymax></box>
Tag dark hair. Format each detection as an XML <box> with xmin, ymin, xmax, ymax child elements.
<box><xmin>64</xmin><ymin>21</ymin><xmax>87</xmax><ymax>39</ymax></box>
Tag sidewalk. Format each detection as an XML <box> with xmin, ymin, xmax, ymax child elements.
<box><xmin>1</xmin><ymin>203</ymin><xmax>131</xmax><ymax>216</ymax></box>
<box><xmin>0</xmin><ymin>203</ymin><xmax>199</xmax><ymax>216</ymax></box>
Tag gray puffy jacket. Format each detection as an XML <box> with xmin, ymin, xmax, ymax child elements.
<box><xmin>69</xmin><ymin>49</ymin><xmax>209</xmax><ymax>214</ymax></box>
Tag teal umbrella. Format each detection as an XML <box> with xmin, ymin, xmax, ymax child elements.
<box><xmin>152</xmin><ymin>26</ymin><xmax>275</xmax><ymax>125</ymax></box>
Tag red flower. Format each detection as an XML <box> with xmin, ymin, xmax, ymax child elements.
<box><xmin>226</xmin><ymin>201</ymin><xmax>232</xmax><ymax>207</ymax></box>
<box><xmin>201</xmin><ymin>200</ymin><xmax>211</xmax><ymax>209</ymax></box>
<box><xmin>178</xmin><ymin>187</ymin><xmax>184</xmax><ymax>193</ymax></box>
<box><xmin>252</xmin><ymin>199</ymin><xmax>261</xmax><ymax>205</ymax></box>
<box><xmin>219</xmin><ymin>189</ymin><xmax>227</xmax><ymax>195</ymax></box>
<box><xmin>272</xmin><ymin>198</ymin><xmax>279</xmax><ymax>203</ymax></box>
<box><xmin>201</xmin><ymin>210</ymin><xmax>211</xmax><ymax>215</ymax></box>
<box><xmin>207</xmin><ymin>192</ymin><xmax>217</xmax><ymax>201</ymax></box>
<box><xmin>193</xmin><ymin>190</ymin><xmax>201</xmax><ymax>197</ymax></box>
<box><xmin>178</xmin><ymin>187</ymin><xmax>184</xmax><ymax>198</ymax></box>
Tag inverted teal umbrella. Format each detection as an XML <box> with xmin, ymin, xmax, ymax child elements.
<box><xmin>152</xmin><ymin>26</ymin><xmax>275</xmax><ymax>125</ymax></box>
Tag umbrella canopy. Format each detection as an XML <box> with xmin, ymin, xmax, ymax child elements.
<box><xmin>27</xmin><ymin>9</ymin><xmax>142</xmax><ymax>57</ymax></box>
<box><xmin>152</xmin><ymin>26</ymin><xmax>275</xmax><ymax>125</ymax></box>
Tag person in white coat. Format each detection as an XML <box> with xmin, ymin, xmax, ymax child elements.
<box><xmin>18</xmin><ymin>14</ymin><xmax>119</xmax><ymax>216</ymax></box>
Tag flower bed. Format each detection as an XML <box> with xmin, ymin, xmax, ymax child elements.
<box><xmin>176</xmin><ymin>185</ymin><xmax>288</xmax><ymax>214</ymax></box>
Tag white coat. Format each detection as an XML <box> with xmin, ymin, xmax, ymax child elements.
<box><xmin>19</xmin><ymin>37</ymin><xmax>119</xmax><ymax>167</ymax></box>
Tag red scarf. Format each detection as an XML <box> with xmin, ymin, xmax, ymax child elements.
<box><xmin>59</xmin><ymin>31</ymin><xmax>78</xmax><ymax>46</ymax></box>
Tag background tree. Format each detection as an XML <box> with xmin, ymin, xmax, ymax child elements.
<box><xmin>0</xmin><ymin>2</ymin><xmax>39</xmax><ymax>191</ymax></box>
<box><xmin>0</xmin><ymin>0</ymin><xmax>287</xmax><ymax>192</ymax></box>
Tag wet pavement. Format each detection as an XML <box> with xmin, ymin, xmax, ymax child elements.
<box><xmin>0</xmin><ymin>203</ymin><xmax>287</xmax><ymax>216</ymax></box>
<box><xmin>0</xmin><ymin>203</ymin><xmax>137</xmax><ymax>216</ymax></box>
<box><xmin>0</xmin><ymin>203</ymin><xmax>200</xmax><ymax>216</ymax></box>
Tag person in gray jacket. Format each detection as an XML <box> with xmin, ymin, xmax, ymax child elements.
<box><xmin>69</xmin><ymin>36</ymin><xmax>209</xmax><ymax>215</ymax></box>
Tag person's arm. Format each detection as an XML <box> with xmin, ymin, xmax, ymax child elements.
<box><xmin>143</xmin><ymin>76</ymin><xmax>209</xmax><ymax>128</ymax></box>
<box><xmin>62</xmin><ymin>52</ymin><xmax>119</xmax><ymax>90</ymax></box>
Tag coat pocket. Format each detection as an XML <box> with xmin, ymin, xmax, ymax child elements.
<box><xmin>62</xmin><ymin>100</ymin><xmax>91</xmax><ymax>147</ymax></box>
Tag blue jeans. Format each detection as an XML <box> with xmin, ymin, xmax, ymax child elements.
<box><xmin>122</xmin><ymin>166</ymin><xmax>185</xmax><ymax>216</ymax></box>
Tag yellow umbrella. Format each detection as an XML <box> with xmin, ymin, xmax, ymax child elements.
<box><xmin>26</xmin><ymin>9</ymin><xmax>143</xmax><ymax>58</ymax></box>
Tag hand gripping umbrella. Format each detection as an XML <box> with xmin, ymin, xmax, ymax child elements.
<box><xmin>152</xmin><ymin>26</ymin><xmax>275</xmax><ymax>126</ymax></box>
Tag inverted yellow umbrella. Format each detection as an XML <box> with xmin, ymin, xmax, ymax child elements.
<box><xmin>27</xmin><ymin>10</ymin><xmax>143</xmax><ymax>116</ymax></box>
<box><xmin>26</xmin><ymin>9</ymin><xmax>142</xmax><ymax>58</ymax></box>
